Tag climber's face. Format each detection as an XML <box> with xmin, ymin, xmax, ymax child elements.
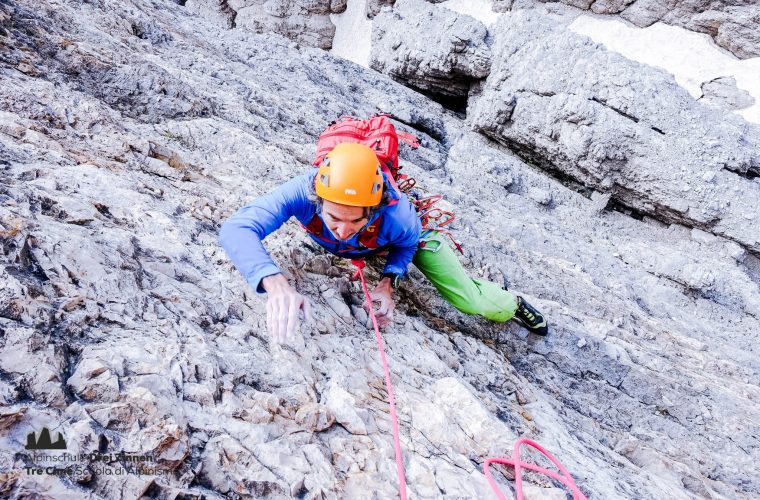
<box><xmin>321</xmin><ymin>200</ymin><xmax>370</xmax><ymax>241</ymax></box>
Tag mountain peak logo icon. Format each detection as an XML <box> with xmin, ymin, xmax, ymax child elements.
<box><xmin>25</xmin><ymin>427</ymin><xmax>67</xmax><ymax>450</ymax></box>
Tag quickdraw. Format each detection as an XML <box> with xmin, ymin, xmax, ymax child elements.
<box><xmin>396</xmin><ymin>174</ymin><xmax>464</xmax><ymax>254</ymax></box>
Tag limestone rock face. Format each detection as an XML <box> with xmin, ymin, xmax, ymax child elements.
<box><xmin>187</xmin><ymin>0</ymin><xmax>349</xmax><ymax>48</ymax></box>
<box><xmin>366</xmin><ymin>0</ymin><xmax>448</xmax><ymax>18</ymax></box>
<box><xmin>505</xmin><ymin>0</ymin><xmax>760</xmax><ymax>58</ymax></box>
<box><xmin>470</xmin><ymin>10</ymin><xmax>760</xmax><ymax>254</ymax></box>
<box><xmin>1</xmin><ymin>0</ymin><xmax>759</xmax><ymax>499</ymax></box>
<box><xmin>185</xmin><ymin>0</ymin><xmax>238</xmax><ymax>29</ymax></box>
<box><xmin>366</xmin><ymin>0</ymin><xmax>396</xmax><ymax>18</ymax></box>
<box><xmin>370</xmin><ymin>0</ymin><xmax>491</xmax><ymax>100</ymax></box>
<box><xmin>687</xmin><ymin>5</ymin><xmax>760</xmax><ymax>59</ymax></box>
<box><xmin>234</xmin><ymin>0</ymin><xmax>345</xmax><ymax>49</ymax></box>
<box><xmin>700</xmin><ymin>76</ymin><xmax>756</xmax><ymax>111</ymax></box>
<box><xmin>67</xmin><ymin>357</ymin><xmax>120</xmax><ymax>403</ymax></box>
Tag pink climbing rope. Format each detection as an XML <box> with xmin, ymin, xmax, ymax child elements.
<box><xmin>351</xmin><ymin>259</ymin><xmax>408</xmax><ymax>500</ymax></box>
<box><xmin>484</xmin><ymin>437</ymin><xmax>587</xmax><ymax>500</ymax></box>
<box><xmin>350</xmin><ymin>260</ymin><xmax>585</xmax><ymax>500</ymax></box>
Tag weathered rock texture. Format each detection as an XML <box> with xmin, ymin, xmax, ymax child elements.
<box><xmin>366</xmin><ymin>0</ymin><xmax>396</xmax><ymax>18</ymax></box>
<box><xmin>0</xmin><ymin>0</ymin><xmax>759</xmax><ymax>499</ymax></box>
<box><xmin>494</xmin><ymin>0</ymin><xmax>760</xmax><ymax>59</ymax></box>
<box><xmin>370</xmin><ymin>0</ymin><xmax>491</xmax><ymax>102</ymax></box>
<box><xmin>187</xmin><ymin>0</ymin><xmax>349</xmax><ymax>48</ymax></box>
<box><xmin>366</xmin><ymin>0</ymin><xmax>447</xmax><ymax>19</ymax></box>
<box><xmin>700</xmin><ymin>76</ymin><xmax>756</xmax><ymax>111</ymax></box>
<box><xmin>471</xmin><ymin>10</ymin><xmax>760</xmax><ymax>256</ymax></box>
<box><xmin>185</xmin><ymin>0</ymin><xmax>238</xmax><ymax>29</ymax></box>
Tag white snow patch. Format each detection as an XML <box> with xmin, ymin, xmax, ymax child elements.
<box><xmin>330</xmin><ymin>0</ymin><xmax>373</xmax><ymax>68</ymax></box>
<box><xmin>439</xmin><ymin>0</ymin><xmax>500</xmax><ymax>26</ymax></box>
<box><xmin>570</xmin><ymin>16</ymin><xmax>760</xmax><ymax>124</ymax></box>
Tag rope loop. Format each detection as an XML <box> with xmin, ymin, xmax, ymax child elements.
<box><xmin>484</xmin><ymin>438</ymin><xmax>587</xmax><ymax>500</ymax></box>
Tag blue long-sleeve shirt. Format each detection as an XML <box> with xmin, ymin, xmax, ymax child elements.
<box><xmin>219</xmin><ymin>170</ymin><xmax>421</xmax><ymax>293</ymax></box>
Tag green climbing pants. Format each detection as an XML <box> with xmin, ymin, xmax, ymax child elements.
<box><xmin>411</xmin><ymin>231</ymin><xmax>518</xmax><ymax>322</ymax></box>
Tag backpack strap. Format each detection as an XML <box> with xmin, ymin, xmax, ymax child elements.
<box><xmin>397</xmin><ymin>131</ymin><xmax>420</xmax><ymax>149</ymax></box>
<box><xmin>379</xmin><ymin>163</ymin><xmax>403</xmax><ymax>195</ymax></box>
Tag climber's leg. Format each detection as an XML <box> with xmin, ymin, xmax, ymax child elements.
<box><xmin>412</xmin><ymin>231</ymin><xmax>518</xmax><ymax>322</ymax></box>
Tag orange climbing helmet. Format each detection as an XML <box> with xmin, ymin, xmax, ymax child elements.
<box><xmin>314</xmin><ymin>142</ymin><xmax>384</xmax><ymax>207</ymax></box>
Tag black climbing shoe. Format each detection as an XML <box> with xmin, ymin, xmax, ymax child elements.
<box><xmin>513</xmin><ymin>296</ymin><xmax>548</xmax><ymax>336</ymax></box>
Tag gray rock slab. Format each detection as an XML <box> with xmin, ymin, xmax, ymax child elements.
<box><xmin>700</xmin><ymin>75</ymin><xmax>756</xmax><ymax>111</ymax></box>
<box><xmin>0</xmin><ymin>0</ymin><xmax>758</xmax><ymax>498</ymax></box>
<box><xmin>535</xmin><ymin>0</ymin><xmax>760</xmax><ymax>58</ymax></box>
<box><xmin>188</xmin><ymin>0</ymin><xmax>348</xmax><ymax>48</ymax></box>
<box><xmin>470</xmin><ymin>10</ymin><xmax>760</xmax><ymax>255</ymax></box>
<box><xmin>370</xmin><ymin>0</ymin><xmax>491</xmax><ymax>99</ymax></box>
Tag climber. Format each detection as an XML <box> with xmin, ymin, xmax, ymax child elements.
<box><xmin>218</xmin><ymin>142</ymin><xmax>548</xmax><ymax>343</ymax></box>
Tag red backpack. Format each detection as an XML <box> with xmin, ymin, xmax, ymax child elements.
<box><xmin>310</xmin><ymin>114</ymin><xmax>463</xmax><ymax>254</ymax></box>
<box><xmin>312</xmin><ymin>114</ymin><xmax>420</xmax><ymax>185</ymax></box>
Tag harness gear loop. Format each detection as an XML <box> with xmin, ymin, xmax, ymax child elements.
<box><xmin>404</xmin><ymin>188</ymin><xmax>464</xmax><ymax>255</ymax></box>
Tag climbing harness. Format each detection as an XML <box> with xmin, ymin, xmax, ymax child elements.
<box><xmin>484</xmin><ymin>438</ymin><xmax>588</xmax><ymax>500</ymax></box>
<box><xmin>350</xmin><ymin>260</ymin><xmax>585</xmax><ymax>500</ymax></box>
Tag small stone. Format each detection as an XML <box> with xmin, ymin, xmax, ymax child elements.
<box><xmin>527</xmin><ymin>187</ymin><xmax>553</xmax><ymax>206</ymax></box>
<box><xmin>0</xmin><ymin>406</ymin><xmax>26</xmax><ymax>430</ymax></box>
<box><xmin>515</xmin><ymin>390</ymin><xmax>527</xmax><ymax>405</ymax></box>
<box><xmin>350</xmin><ymin>305</ymin><xmax>368</xmax><ymax>327</ymax></box>
<box><xmin>295</xmin><ymin>402</ymin><xmax>335</xmax><ymax>432</ymax></box>
<box><xmin>67</xmin><ymin>358</ymin><xmax>119</xmax><ymax>403</ymax></box>
<box><xmin>323</xmin><ymin>290</ymin><xmax>351</xmax><ymax>320</ymax></box>
<box><xmin>61</xmin><ymin>295</ymin><xmax>86</xmax><ymax>312</ymax></box>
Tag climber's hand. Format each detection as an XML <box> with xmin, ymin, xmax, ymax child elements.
<box><xmin>262</xmin><ymin>274</ymin><xmax>313</xmax><ymax>344</ymax></box>
<box><xmin>364</xmin><ymin>277</ymin><xmax>395</xmax><ymax>329</ymax></box>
